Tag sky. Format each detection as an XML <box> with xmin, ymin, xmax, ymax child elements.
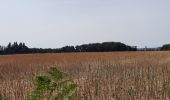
<box><xmin>0</xmin><ymin>0</ymin><xmax>170</xmax><ymax>48</ymax></box>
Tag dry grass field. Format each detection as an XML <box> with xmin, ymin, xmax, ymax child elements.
<box><xmin>0</xmin><ymin>51</ymin><xmax>170</xmax><ymax>100</ymax></box>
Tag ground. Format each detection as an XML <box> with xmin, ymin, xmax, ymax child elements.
<box><xmin>0</xmin><ymin>51</ymin><xmax>170</xmax><ymax>100</ymax></box>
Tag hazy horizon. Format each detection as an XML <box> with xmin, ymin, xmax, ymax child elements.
<box><xmin>0</xmin><ymin>0</ymin><xmax>170</xmax><ymax>48</ymax></box>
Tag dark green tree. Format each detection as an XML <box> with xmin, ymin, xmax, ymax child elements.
<box><xmin>161</xmin><ymin>44</ymin><xmax>170</xmax><ymax>50</ymax></box>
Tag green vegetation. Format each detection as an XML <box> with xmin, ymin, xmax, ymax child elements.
<box><xmin>28</xmin><ymin>67</ymin><xmax>79</xmax><ymax>100</ymax></box>
<box><xmin>0</xmin><ymin>41</ymin><xmax>137</xmax><ymax>55</ymax></box>
<box><xmin>161</xmin><ymin>44</ymin><xmax>170</xmax><ymax>50</ymax></box>
<box><xmin>0</xmin><ymin>95</ymin><xmax>3</xmax><ymax>100</ymax></box>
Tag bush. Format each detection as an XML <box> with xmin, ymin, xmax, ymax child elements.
<box><xmin>28</xmin><ymin>67</ymin><xmax>79</xmax><ymax>100</ymax></box>
<box><xmin>0</xmin><ymin>96</ymin><xmax>3</xmax><ymax>100</ymax></box>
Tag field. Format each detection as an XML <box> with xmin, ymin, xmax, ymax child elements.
<box><xmin>0</xmin><ymin>51</ymin><xmax>170</xmax><ymax>100</ymax></box>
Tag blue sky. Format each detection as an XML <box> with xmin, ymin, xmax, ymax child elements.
<box><xmin>0</xmin><ymin>0</ymin><xmax>170</xmax><ymax>48</ymax></box>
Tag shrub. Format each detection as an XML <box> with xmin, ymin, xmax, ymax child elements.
<box><xmin>28</xmin><ymin>67</ymin><xmax>79</xmax><ymax>100</ymax></box>
<box><xmin>0</xmin><ymin>96</ymin><xmax>3</xmax><ymax>100</ymax></box>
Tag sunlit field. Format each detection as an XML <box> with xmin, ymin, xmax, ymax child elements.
<box><xmin>0</xmin><ymin>51</ymin><xmax>170</xmax><ymax>100</ymax></box>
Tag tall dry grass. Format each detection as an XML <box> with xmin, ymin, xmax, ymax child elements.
<box><xmin>0</xmin><ymin>52</ymin><xmax>170</xmax><ymax>100</ymax></box>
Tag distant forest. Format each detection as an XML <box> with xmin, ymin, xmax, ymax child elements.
<box><xmin>161</xmin><ymin>44</ymin><xmax>170</xmax><ymax>51</ymax></box>
<box><xmin>0</xmin><ymin>42</ymin><xmax>137</xmax><ymax>55</ymax></box>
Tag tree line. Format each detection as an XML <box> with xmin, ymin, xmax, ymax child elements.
<box><xmin>0</xmin><ymin>42</ymin><xmax>137</xmax><ymax>55</ymax></box>
<box><xmin>160</xmin><ymin>44</ymin><xmax>170</xmax><ymax>50</ymax></box>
